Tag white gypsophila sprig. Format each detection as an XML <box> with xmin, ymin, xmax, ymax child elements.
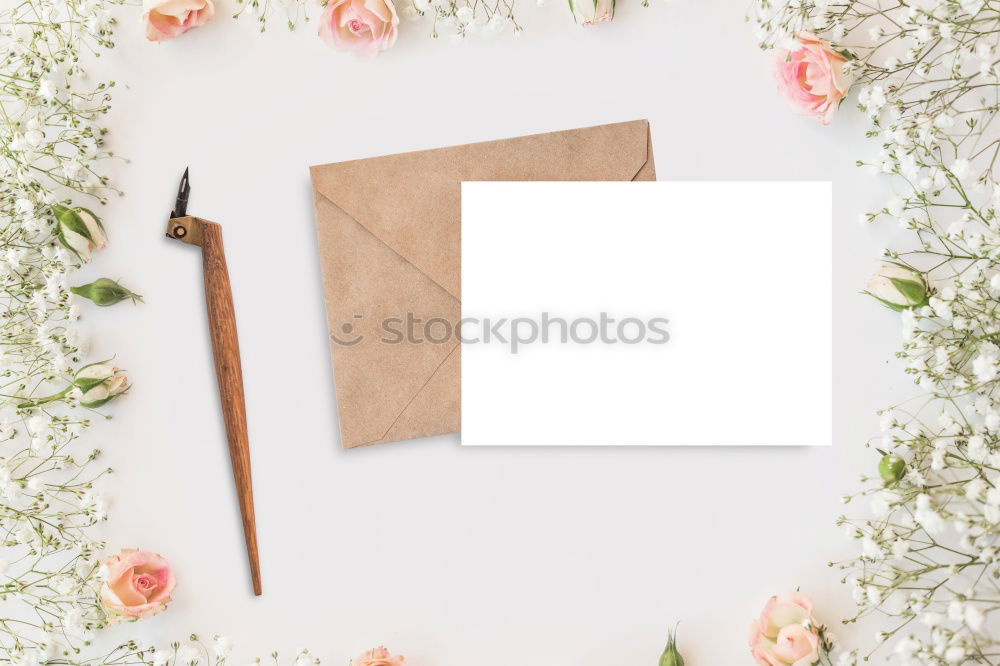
<box><xmin>1</xmin><ymin>2</ymin><xmax>312</xmax><ymax>666</ymax></box>
<box><xmin>0</xmin><ymin>0</ymin><xmax>144</xmax><ymax>663</ymax></box>
<box><xmin>748</xmin><ymin>0</ymin><xmax>833</xmax><ymax>49</ymax></box>
<box><xmin>144</xmin><ymin>639</ymin><xmax>318</xmax><ymax>666</ymax></box>
<box><xmin>0</xmin><ymin>0</ymin><xmax>124</xmax><ymax>408</ymax></box>
<box><xmin>230</xmin><ymin>0</ymin><xmax>308</xmax><ymax>32</ymax></box>
<box><xmin>404</xmin><ymin>0</ymin><xmax>521</xmax><ymax>40</ymax></box>
<box><xmin>746</xmin><ymin>0</ymin><xmax>1000</xmax><ymax>661</ymax></box>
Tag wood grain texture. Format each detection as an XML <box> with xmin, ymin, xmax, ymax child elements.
<box><xmin>168</xmin><ymin>216</ymin><xmax>262</xmax><ymax>596</ymax></box>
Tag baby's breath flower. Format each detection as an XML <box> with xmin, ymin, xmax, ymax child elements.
<box><xmin>749</xmin><ymin>1</ymin><xmax>1000</xmax><ymax>661</ymax></box>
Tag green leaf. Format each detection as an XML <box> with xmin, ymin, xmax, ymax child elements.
<box><xmin>887</xmin><ymin>277</ymin><xmax>927</xmax><ymax>306</ymax></box>
<box><xmin>863</xmin><ymin>290</ymin><xmax>906</xmax><ymax>312</ymax></box>
<box><xmin>57</xmin><ymin>207</ymin><xmax>94</xmax><ymax>243</ymax></box>
<box><xmin>73</xmin><ymin>376</ymin><xmax>107</xmax><ymax>393</ymax></box>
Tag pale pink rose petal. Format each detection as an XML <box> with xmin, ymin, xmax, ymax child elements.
<box><xmin>145</xmin><ymin>13</ymin><xmax>180</xmax><ymax>40</ymax></box>
<box><xmin>133</xmin><ymin>554</ymin><xmax>176</xmax><ymax>604</ymax></box>
<box><xmin>760</xmin><ymin>596</ymin><xmax>806</xmax><ymax>637</ymax></box>
<box><xmin>750</xmin><ymin>594</ymin><xmax>822</xmax><ymax>666</ymax></box>
<box><xmin>142</xmin><ymin>0</ymin><xmax>214</xmax><ymax>41</ymax></box>
<box><xmin>106</xmin><ymin>552</ymin><xmax>147</xmax><ymax>607</ymax></box>
<box><xmin>133</xmin><ymin>551</ymin><xmax>171</xmax><ymax>574</ymax></box>
<box><xmin>748</xmin><ymin>619</ymin><xmax>763</xmax><ymax>645</ymax></box>
<box><xmin>353</xmin><ymin>647</ymin><xmax>406</xmax><ymax>666</ymax></box>
<box><xmin>110</xmin><ymin>574</ymin><xmax>146</xmax><ymax>607</ymax></box>
<box><xmin>789</xmin><ymin>592</ymin><xmax>815</xmax><ymax>615</ymax></box>
<box><xmin>133</xmin><ymin>573</ymin><xmax>159</xmax><ymax>600</ymax></box>
<box><xmin>793</xmin><ymin>653</ymin><xmax>821</xmax><ymax>666</ymax></box>
<box><xmin>751</xmin><ymin>645</ymin><xmax>785</xmax><ymax>666</ymax></box>
<box><xmin>148</xmin><ymin>0</ymin><xmax>208</xmax><ymax>16</ymax></box>
<box><xmin>773</xmin><ymin>32</ymin><xmax>851</xmax><ymax>125</ymax></box>
<box><xmin>773</xmin><ymin>624</ymin><xmax>819</xmax><ymax>664</ymax></box>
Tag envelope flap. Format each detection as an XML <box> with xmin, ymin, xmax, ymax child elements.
<box><xmin>309</xmin><ymin>120</ymin><xmax>652</xmax><ymax>300</ymax></box>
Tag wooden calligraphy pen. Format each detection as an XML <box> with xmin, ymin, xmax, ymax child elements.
<box><xmin>165</xmin><ymin>168</ymin><xmax>262</xmax><ymax>596</ymax></box>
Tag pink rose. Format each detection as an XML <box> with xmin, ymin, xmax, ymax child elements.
<box><xmin>749</xmin><ymin>594</ymin><xmax>821</xmax><ymax>666</ymax></box>
<box><xmin>774</xmin><ymin>33</ymin><xmax>851</xmax><ymax>125</ymax></box>
<box><xmin>318</xmin><ymin>0</ymin><xmax>399</xmax><ymax>56</ymax></box>
<box><xmin>99</xmin><ymin>549</ymin><xmax>176</xmax><ymax>625</ymax></box>
<box><xmin>352</xmin><ymin>647</ymin><xmax>406</xmax><ymax>666</ymax></box>
<box><xmin>142</xmin><ymin>0</ymin><xmax>215</xmax><ymax>42</ymax></box>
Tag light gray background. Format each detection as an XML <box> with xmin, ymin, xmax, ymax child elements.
<box><xmin>82</xmin><ymin>0</ymin><xmax>900</xmax><ymax>663</ymax></box>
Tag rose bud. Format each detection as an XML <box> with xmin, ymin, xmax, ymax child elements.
<box><xmin>879</xmin><ymin>453</ymin><xmax>906</xmax><ymax>484</ymax></box>
<box><xmin>864</xmin><ymin>263</ymin><xmax>929</xmax><ymax>311</ymax></box>
<box><xmin>71</xmin><ymin>278</ymin><xmax>143</xmax><ymax>307</ymax></box>
<box><xmin>52</xmin><ymin>204</ymin><xmax>107</xmax><ymax>263</ymax></box>
<box><xmin>569</xmin><ymin>0</ymin><xmax>614</xmax><ymax>25</ymax></box>
<box><xmin>659</xmin><ymin>627</ymin><xmax>685</xmax><ymax>666</ymax></box>
<box><xmin>73</xmin><ymin>363</ymin><xmax>130</xmax><ymax>408</ymax></box>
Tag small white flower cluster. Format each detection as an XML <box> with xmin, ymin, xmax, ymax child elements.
<box><xmin>897</xmin><ymin>271</ymin><xmax>1000</xmax><ymax>396</ymax></box>
<box><xmin>0</xmin><ymin>6</ymin><xmax>335</xmax><ymax>666</ymax></box>
<box><xmin>751</xmin><ymin>0</ymin><xmax>1000</xmax><ymax>663</ymax></box>
<box><xmin>0</xmin><ymin>411</ymin><xmax>113</xmax><ymax>656</ymax></box>
<box><xmin>401</xmin><ymin>0</ymin><xmax>520</xmax><ymax>40</ymax></box>
<box><xmin>747</xmin><ymin>0</ymin><xmax>837</xmax><ymax>49</ymax></box>
<box><xmin>0</xmin><ymin>0</ymin><xmax>123</xmax><ymax>396</ymax></box>
<box><xmin>147</xmin><ymin>640</ymin><xmax>317</xmax><ymax>666</ymax></box>
<box><xmin>0</xmin><ymin>1</ymin><xmax>149</xmax><ymax>666</ymax></box>
<box><xmin>841</xmin><ymin>396</ymin><xmax>1000</xmax><ymax>660</ymax></box>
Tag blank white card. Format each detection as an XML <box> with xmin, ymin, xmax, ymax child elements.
<box><xmin>460</xmin><ymin>182</ymin><xmax>832</xmax><ymax>446</ymax></box>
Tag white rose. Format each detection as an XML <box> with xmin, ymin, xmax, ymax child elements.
<box><xmin>73</xmin><ymin>363</ymin><xmax>130</xmax><ymax>408</ymax></box>
<box><xmin>570</xmin><ymin>0</ymin><xmax>613</xmax><ymax>25</ymax></box>
<box><xmin>865</xmin><ymin>263</ymin><xmax>929</xmax><ymax>311</ymax></box>
<box><xmin>53</xmin><ymin>205</ymin><xmax>106</xmax><ymax>262</ymax></box>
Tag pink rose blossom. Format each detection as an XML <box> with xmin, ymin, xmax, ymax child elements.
<box><xmin>99</xmin><ymin>549</ymin><xmax>176</xmax><ymax>624</ymax></box>
<box><xmin>352</xmin><ymin>647</ymin><xmax>406</xmax><ymax>666</ymax></box>
<box><xmin>749</xmin><ymin>594</ymin><xmax>822</xmax><ymax>666</ymax></box>
<box><xmin>318</xmin><ymin>0</ymin><xmax>398</xmax><ymax>56</ymax></box>
<box><xmin>774</xmin><ymin>33</ymin><xmax>851</xmax><ymax>125</ymax></box>
<box><xmin>142</xmin><ymin>0</ymin><xmax>215</xmax><ymax>41</ymax></box>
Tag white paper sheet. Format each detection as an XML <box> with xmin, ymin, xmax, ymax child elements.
<box><xmin>461</xmin><ymin>181</ymin><xmax>832</xmax><ymax>445</ymax></box>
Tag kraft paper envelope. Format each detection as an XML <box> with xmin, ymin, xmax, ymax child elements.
<box><xmin>309</xmin><ymin>119</ymin><xmax>656</xmax><ymax>449</ymax></box>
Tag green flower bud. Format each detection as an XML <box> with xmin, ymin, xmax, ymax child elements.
<box><xmin>879</xmin><ymin>453</ymin><xmax>905</xmax><ymax>484</ymax></box>
<box><xmin>52</xmin><ymin>204</ymin><xmax>107</xmax><ymax>263</ymax></box>
<box><xmin>864</xmin><ymin>263</ymin><xmax>929</xmax><ymax>311</ymax></box>
<box><xmin>659</xmin><ymin>626</ymin><xmax>684</xmax><ymax>666</ymax></box>
<box><xmin>71</xmin><ymin>278</ymin><xmax>142</xmax><ymax>307</ymax></box>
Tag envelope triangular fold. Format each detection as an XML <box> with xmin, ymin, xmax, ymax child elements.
<box><xmin>310</xmin><ymin>120</ymin><xmax>656</xmax><ymax>449</ymax></box>
<box><xmin>310</xmin><ymin>120</ymin><xmax>652</xmax><ymax>301</ymax></box>
<box><xmin>312</xmin><ymin>196</ymin><xmax>460</xmax><ymax>447</ymax></box>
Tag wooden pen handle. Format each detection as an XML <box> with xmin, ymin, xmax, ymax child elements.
<box><xmin>200</xmin><ymin>223</ymin><xmax>262</xmax><ymax>596</ymax></box>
